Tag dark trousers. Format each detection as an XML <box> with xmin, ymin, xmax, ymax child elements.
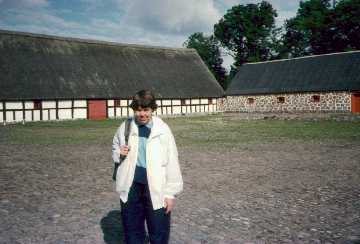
<box><xmin>121</xmin><ymin>182</ymin><xmax>170</xmax><ymax>244</ymax></box>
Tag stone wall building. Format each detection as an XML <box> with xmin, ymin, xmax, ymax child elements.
<box><xmin>0</xmin><ymin>30</ymin><xmax>224</xmax><ymax>124</ymax></box>
<box><xmin>225</xmin><ymin>51</ymin><xmax>360</xmax><ymax>113</ymax></box>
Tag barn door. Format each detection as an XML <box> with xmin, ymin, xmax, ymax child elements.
<box><xmin>88</xmin><ymin>100</ymin><xmax>107</xmax><ymax>120</ymax></box>
<box><xmin>351</xmin><ymin>93</ymin><xmax>360</xmax><ymax>113</ymax></box>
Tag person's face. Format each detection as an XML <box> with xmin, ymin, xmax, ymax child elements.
<box><xmin>134</xmin><ymin>107</ymin><xmax>153</xmax><ymax>125</ymax></box>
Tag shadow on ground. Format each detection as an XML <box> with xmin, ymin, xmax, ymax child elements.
<box><xmin>100</xmin><ymin>210</ymin><xmax>125</xmax><ymax>244</ymax></box>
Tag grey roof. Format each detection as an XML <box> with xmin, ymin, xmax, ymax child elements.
<box><xmin>0</xmin><ymin>30</ymin><xmax>224</xmax><ymax>101</ymax></box>
<box><xmin>226</xmin><ymin>51</ymin><xmax>360</xmax><ymax>96</ymax></box>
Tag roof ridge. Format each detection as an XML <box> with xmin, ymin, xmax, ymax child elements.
<box><xmin>0</xmin><ymin>29</ymin><xmax>194</xmax><ymax>52</ymax></box>
<box><xmin>244</xmin><ymin>50</ymin><xmax>360</xmax><ymax>65</ymax></box>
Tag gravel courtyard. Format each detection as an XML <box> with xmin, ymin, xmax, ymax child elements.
<box><xmin>1</xmin><ymin>116</ymin><xmax>359</xmax><ymax>243</ymax></box>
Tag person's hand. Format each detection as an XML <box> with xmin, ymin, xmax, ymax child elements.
<box><xmin>119</xmin><ymin>145</ymin><xmax>130</xmax><ymax>156</ymax></box>
<box><xmin>164</xmin><ymin>198</ymin><xmax>175</xmax><ymax>214</ymax></box>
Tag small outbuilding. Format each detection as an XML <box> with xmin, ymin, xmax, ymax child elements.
<box><xmin>0</xmin><ymin>30</ymin><xmax>224</xmax><ymax>124</ymax></box>
<box><xmin>225</xmin><ymin>51</ymin><xmax>360</xmax><ymax>113</ymax></box>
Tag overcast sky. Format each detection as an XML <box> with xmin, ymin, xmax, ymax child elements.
<box><xmin>0</xmin><ymin>0</ymin><xmax>303</xmax><ymax>69</ymax></box>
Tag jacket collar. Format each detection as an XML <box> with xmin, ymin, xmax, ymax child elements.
<box><xmin>130</xmin><ymin>116</ymin><xmax>165</xmax><ymax>138</ymax></box>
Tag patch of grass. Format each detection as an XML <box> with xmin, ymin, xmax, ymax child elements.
<box><xmin>0</xmin><ymin>116</ymin><xmax>359</xmax><ymax>147</ymax></box>
<box><xmin>0</xmin><ymin>119</ymin><xmax>124</xmax><ymax>145</ymax></box>
<box><xmin>166</xmin><ymin>115</ymin><xmax>360</xmax><ymax>148</ymax></box>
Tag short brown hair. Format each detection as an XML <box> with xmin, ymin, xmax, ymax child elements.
<box><xmin>130</xmin><ymin>90</ymin><xmax>158</xmax><ymax>110</ymax></box>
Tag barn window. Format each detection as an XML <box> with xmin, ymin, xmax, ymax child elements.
<box><xmin>247</xmin><ymin>98</ymin><xmax>255</xmax><ymax>104</ymax></box>
<box><xmin>114</xmin><ymin>99</ymin><xmax>121</xmax><ymax>107</ymax></box>
<box><xmin>34</xmin><ymin>100</ymin><xmax>42</xmax><ymax>110</ymax></box>
<box><xmin>277</xmin><ymin>97</ymin><xmax>285</xmax><ymax>104</ymax></box>
<box><xmin>311</xmin><ymin>95</ymin><xmax>320</xmax><ymax>103</ymax></box>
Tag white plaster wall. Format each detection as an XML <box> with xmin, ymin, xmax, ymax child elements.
<box><xmin>181</xmin><ymin>106</ymin><xmax>186</xmax><ymax>113</ymax></box>
<box><xmin>49</xmin><ymin>109</ymin><xmax>56</xmax><ymax>120</ymax></box>
<box><xmin>33</xmin><ymin>110</ymin><xmax>41</xmax><ymax>121</ymax></box>
<box><xmin>121</xmin><ymin>108</ymin><xmax>128</xmax><ymax>117</ymax></box>
<box><xmin>213</xmin><ymin>104</ymin><xmax>217</xmax><ymax>112</ymax></box>
<box><xmin>14</xmin><ymin>111</ymin><xmax>23</xmax><ymax>122</ymax></box>
<box><xmin>192</xmin><ymin>99</ymin><xmax>200</xmax><ymax>105</ymax></box>
<box><xmin>25</xmin><ymin>111</ymin><xmax>32</xmax><ymax>121</ymax></box>
<box><xmin>217</xmin><ymin>98</ymin><xmax>226</xmax><ymax>112</ymax></box>
<box><xmin>160</xmin><ymin>108</ymin><xmax>166</xmax><ymax>115</ymax></box>
<box><xmin>121</xmin><ymin>100</ymin><xmax>128</xmax><ymax>106</ymax></box>
<box><xmin>42</xmin><ymin>101</ymin><xmax>56</xmax><ymax>109</ymax></box>
<box><xmin>0</xmin><ymin>103</ymin><xmax>3</xmax><ymax>110</ymax></box>
<box><xmin>0</xmin><ymin>113</ymin><xmax>3</xmax><ymax>123</ymax></box>
<box><xmin>58</xmin><ymin>109</ymin><xmax>72</xmax><ymax>119</ymax></box>
<box><xmin>172</xmin><ymin>100</ymin><xmax>181</xmax><ymax>106</ymax></box>
<box><xmin>185</xmin><ymin>99</ymin><xmax>191</xmax><ymax>105</ymax></box>
<box><xmin>6</xmin><ymin>102</ymin><xmax>22</xmax><ymax>110</ymax></box>
<box><xmin>42</xmin><ymin>110</ymin><xmax>49</xmax><ymax>121</ymax></box>
<box><xmin>25</xmin><ymin>102</ymin><xmax>33</xmax><ymax>109</ymax></box>
<box><xmin>58</xmin><ymin>101</ymin><xmax>72</xmax><ymax>108</ymax></box>
<box><xmin>159</xmin><ymin>108</ymin><xmax>165</xmax><ymax>115</ymax></box>
<box><xmin>162</xmin><ymin>100</ymin><xmax>171</xmax><ymax>106</ymax></box>
<box><xmin>74</xmin><ymin>100</ymin><xmax>87</xmax><ymax>107</ymax></box>
<box><xmin>173</xmin><ymin>106</ymin><xmax>181</xmax><ymax>114</ymax></box>
<box><xmin>128</xmin><ymin>109</ymin><xmax>134</xmax><ymax>116</ymax></box>
<box><xmin>200</xmin><ymin>99</ymin><xmax>208</xmax><ymax>105</ymax></box>
<box><xmin>108</xmin><ymin>109</ymin><xmax>114</xmax><ymax>118</ymax></box>
<box><xmin>74</xmin><ymin>109</ymin><xmax>87</xmax><ymax>119</ymax></box>
<box><xmin>159</xmin><ymin>108</ymin><xmax>164</xmax><ymax>115</ymax></box>
<box><xmin>114</xmin><ymin>108</ymin><xmax>120</xmax><ymax>117</ymax></box>
<box><xmin>6</xmin><ymin>111</ymin><xmax>13</xmax><ymax>122</ymax></box>
<box><xmin>209</xmin><ymin>105</ymin><xmax>214</xmax><ymax>112</ymax></box>
<box><xmin>108</xmin><ymin>100</ymin><xmax>114</xmax><ymax>107</ymax></box>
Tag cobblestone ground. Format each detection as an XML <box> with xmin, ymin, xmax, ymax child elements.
<box><xmin>1</xmin><ymin>142</ymin><xmax>360</xmax><ymax>244</ymax></box>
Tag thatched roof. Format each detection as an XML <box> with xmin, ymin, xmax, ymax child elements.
<box><xmin>0</xmin><ymin>30</ymin><xmax>224</xmax><ymax>101</ymax></box>
<box><xmin>226</xmin><ymin>51</ymin><xmax>360</xmax><ymax>96</ymax></box>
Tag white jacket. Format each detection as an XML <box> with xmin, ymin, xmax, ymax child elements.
<box><xmin>112</xmin><ymin>116</ymin><xmax>183</xmax><ymax>210</ymax></box>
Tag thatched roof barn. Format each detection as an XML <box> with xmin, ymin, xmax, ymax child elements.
<box><xmin>0</xmin><ymin>30</ymin><xmax>224</xmax><ymax>123</ymax></box>
<box><xmin>0</xmin><ymin>30</ymin><xmax>223</xmax><ymax>100</ymax></box>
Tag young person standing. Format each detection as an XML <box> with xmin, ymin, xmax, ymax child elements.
<box><xmin>112</xmin><ymin>90</ymin><xmax>183</xmax><ymax>244</ymax></box>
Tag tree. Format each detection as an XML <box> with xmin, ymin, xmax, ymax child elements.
<box><xmin>281</xmin><ymin>0</ymin><xmax>360</xmax><ymax>57</ymax></box>
<box><xmin>333</xmin><ymin>0</ymin><xmax>360</xmax><ymax>50</ymax></box>
<box><xmin>214</xmin><ymin>1</ymin><xmax>277</xmax><ymax>66</ymax></box>
<box><xmin>183</xmin><ymin>32</ymin><xmax>227</xmax><ymax>88</ymax></box>
<box><xmin>282</xmin><ymin>0</ymin><xmax>332</xmax><ymax>57</ymax></box>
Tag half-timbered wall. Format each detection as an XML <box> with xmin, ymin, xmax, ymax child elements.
<box><xmin>1</xmin><ymin>98</ymin><xmax>220</xmax><ymax>124</ymax></box>
<box><xmin>1</xmin><ymin>100</ymin><xmax>87</xmax><ymax>124</ymax></box>
<box><xmin>107</xmin><ymin>98</ymin><xmax>219</xmax><ymax>118</ymax></box>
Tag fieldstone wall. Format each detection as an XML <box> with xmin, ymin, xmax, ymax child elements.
<box><xmin>225</xmin><ymin>92</ymin><xmax>351</xmax><ymax>113</ymax></box>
